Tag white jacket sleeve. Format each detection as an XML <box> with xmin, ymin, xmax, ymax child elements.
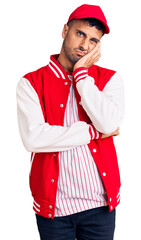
<box><xmin>16</xmin><ymin>77</ymin><xmax>93</xmax><ymax>153</ymax></box>
<box><xmin>74</xmin><ymin>70</ymin><xmax>124</xmax><ymax>134</ymax></box>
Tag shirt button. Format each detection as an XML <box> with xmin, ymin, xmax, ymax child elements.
<box><xmin>51</xmin><ymin>179</ymin><xmax>55</xmax><ymax>183</ymax></box>
<box><xmin>49</xmin><ymin>205</ymin><xmax>53</xmax><ymax>209</ymax></box>
<box><xmin>64</xmin><ymin>82</ymin><xmax>68</xmax><ymax>85</ymax></box>
<box><xmin>103</xmin><ymin>172</ymin><xmax>106</xmax><ymax>177</ymax></box>
<box><xmin>79</xmin><ymin>101</ymin><xmax>82</xmax><ymax>105</ymax></box>
<box><xmin>93</xmin><ymin>149</ymin><xmax>97</xmax><ymax>153</ymax></box>
<box><xmin>48</xmin><ymin>214</ymin><xmax>52</xmax><ymax>217</ymax></box>
<box><xmin>54</xmin><ymin>154</ymin><xmax>56</xmax><ymax>157</ymax></box>
<box><xmin>60</xmin><ymin>104</ymin><xmax>64</xmax><ymax>108</ymax></box>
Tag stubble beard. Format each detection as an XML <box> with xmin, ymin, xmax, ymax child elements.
<box><xmin>63</xmin><ymin>38</ymin><xmax>81</xmax><ymax>64</ymax></box>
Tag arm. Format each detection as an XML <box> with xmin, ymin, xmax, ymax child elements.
<box><xmin>16</xmin><ymin>77</ymin><xmax>101</xmax><ymax>153</ymax></box>
<box><xmin>73</xmin><ymin>43</ymin><xmax>124</xmax><ymax>134</ymax></box>
<box><xmin>73</xmin><ymin>69</ymin><xmax>124</xmax><ymax>134</ymax></box>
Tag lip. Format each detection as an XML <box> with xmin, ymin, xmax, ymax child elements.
<box><xmin>76</xmin><ymin>50</ymin><xmax>87</xmax><ymax>56</ymax></box>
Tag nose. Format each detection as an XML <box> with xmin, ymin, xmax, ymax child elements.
<box><xmin>79</xmin><ymin>39</ymin><xmax>89</xmax><ymax>52</ymax></box>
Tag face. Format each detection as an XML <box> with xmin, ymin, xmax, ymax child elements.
<box><xmin>62</xmin><ymin>20</ymin><xmax>103</xmax><ymax>64</ymax></box>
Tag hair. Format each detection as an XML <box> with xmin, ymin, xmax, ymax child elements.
<box><xmin>67</xmin><ymin>18</ymin><xmax>105</xmax><ymax>34</ymax></box>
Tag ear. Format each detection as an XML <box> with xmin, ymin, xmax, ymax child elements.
<box><xmin>62</xmin><ymin>24</ymin><xmax>69</xmax><ymax>39</ymax></box>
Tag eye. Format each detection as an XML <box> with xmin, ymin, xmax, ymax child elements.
<box><xmin>77</xmin><ymin>31</ymin><xmax>84</xmax><ymax>37</ymax></box>
<box><xmin>91</xmin><ymin>39</ymin><xmax>99</xmax><ymax>44</ymax></box>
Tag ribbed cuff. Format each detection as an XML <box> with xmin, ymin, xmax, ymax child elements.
<box><xmin>72</xmin><ymin>67</ymin><xmax>88</xmax><ymax>83</ymax></box>
<box><xmin>89</xmin><ymin>124</ymin><xmax>102</xmax><ymax>140</ymax></box>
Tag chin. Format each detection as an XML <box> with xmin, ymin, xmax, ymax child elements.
<box><xmin>68</xmin><ymin>56</ymin><xmax>79</xmax><ymax>64</ymax></box>
<box><xmin>72</xmin><ymin>53</ymin><xmax>83</xmax><ymax>63</ymax></box>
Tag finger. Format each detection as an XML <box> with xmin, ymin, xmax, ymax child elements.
<box><xmin>115</xmin><ymin>129</ymin><xmax>119</xmax><ymax>133</ymax></box>
<box><xmin>89</xmin><ymin>42</ymin><xmax>101</xmax><ymax>55</ymax></box>
<box><xmin>87</xmin><ymin>56</ymin><xmax>101</xmax><ymax>67</ymax></box>
<box><xmin>94</xmin><ymin>41</ymin><xmax>101</xmax><ymax>49</ymax></box>
<box><xmin>114</xmin><ymin>131</ymin><xmax>120</xmax><ymax>136</ymax></box>
<box><xmin>92</xmin><ymin>52</ymin><xmax>101</xmax><ymax>61</ymax></box>
<box><xmin>93</xmin><ymin>54</ymin><xmax>101</xmax><ymax>63</ymax></box>
<box><xmin>115</xmin><ymin>132</ymin><xmax>120</xmax><ymax>136</ymax></box>
<box><xmin>90</xmin><ymin>48</ymin><xmax>101</xmax><ymax>60</ymax></box>
<box><xmin>88</xmin><ymin>55</ymin><xmax>101</xmax><ymax>66</ymax></box>
<box><xmin>92</xmin><ymin>49</ymin><xmax>101</xmax><ymax>58</ymax></box>
<box><xmin>94</xmin><ymin>42</ymin><xmax>101</xmax><ymax>51</ymax></box>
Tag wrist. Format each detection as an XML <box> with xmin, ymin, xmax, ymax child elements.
<box><xmin>89</xmin><ymin>124</ymin><xmax>102</xmax><ymax>140</ymax></box>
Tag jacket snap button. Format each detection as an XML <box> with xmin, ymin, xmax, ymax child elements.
<box><xmin>51</xmin><ymin>179</ymin><xmax>55</xmax><ymax>183</ymax></box>
<box><xmin>48</xmin><ymin>214</ymin><xmax>52</xmax><ymax>217</ymax></box>
<box><xmin>49</xmin><ymin>205</ymin><xmax>53</xmax><ymax>209</ymax></box>
<box><xmin>60</xmin><ymin>104</ymin><xmax>64</xmax><ymax>107</ymax></box>
<box><xmin>103</xmin><ymin>172</ymin><xmax>106</xmax><ymax>176</ymax></box>
<box><xmin>79</xmin><ymin>101</ymin><xmax>82</xmax><ymax>105</ymax></box>
<box><xmin>93</xmin><ymin>149</ymin><xmax>97</xmax><ymax>153</ymax></box>
<box><xmin>109</xmin><ymin>198</ymin><xmax>112</xmax><ymax>202</ymax></box>
<box><xmin>111</xmin><ymin>206</ymin><xmax>113</xmax><ymax>210</ymax></box>
<box><xmin>64</xmin><ymin>82</ymin><xmax>68</xmax><ymax>85</ymax></box>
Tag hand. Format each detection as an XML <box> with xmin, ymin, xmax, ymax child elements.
<box><xmin>73</xmin><ymin>42</ymin><xmax>101</xmax><ymax>71</ymax></box>
<box><xmin>102</xmin><ymin>128</ymin><xmax>120</xmax><ymax>139</ymax></box>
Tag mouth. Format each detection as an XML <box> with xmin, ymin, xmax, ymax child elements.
<box><xmin>75</xmin><ymin>50</ymin><xmax>87</xmax><ymax>57</ymax></box>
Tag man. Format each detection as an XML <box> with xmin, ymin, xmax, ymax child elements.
<box><xmin>16</xmin><ymin>4</ymin><xmax>124</xmax><ymax>240</ymax></box>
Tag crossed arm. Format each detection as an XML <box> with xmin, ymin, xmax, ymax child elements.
<box><xmin>16</xmin><ymin>44</ymin><xmax>124</xmax><ymax>153</ymax></box>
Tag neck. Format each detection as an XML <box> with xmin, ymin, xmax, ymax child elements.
<box><xmin>57</xmin><ymin>48</ymin><xmax>74</xmax><ymax>73</ymax></box>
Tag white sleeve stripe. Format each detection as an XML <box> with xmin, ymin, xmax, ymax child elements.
<box><xmin>74</xmin><ymin>70</ymin><xmax>88</xmax><ymax>78</ymax></box>
<box><xmin>91</xmin><ymin>126</ymin><xmax>95</xmax><ymax>139</ymax></box>
<box><xmin>75</xmin><ymin>74</ymin><xmax>88</xmax><ymax>81</ymax></box>
<box><xmin>96</xmin><ymin>131</ymin><xmax>99</xmax><ymax>139</ymax></box>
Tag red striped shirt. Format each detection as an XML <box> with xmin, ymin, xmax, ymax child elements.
<box><xmin>55</xmin><ymin>75</ymin><xmax>108</xmax><ymax>217</ymax></box>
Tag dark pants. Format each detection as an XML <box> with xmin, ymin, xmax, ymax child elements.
<box><xmin>36</xmin><ymin>206</ymin><xmax>116</xmax><ymax>240</ymax></box>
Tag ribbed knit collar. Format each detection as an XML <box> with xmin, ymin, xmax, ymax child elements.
<box><xmin>48</xmin><ymin>54</ymin><xmax>72</xmax><ymax>80</ymax></box>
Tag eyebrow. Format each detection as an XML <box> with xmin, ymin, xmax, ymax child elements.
<box><xmin>76</xmin><ymin>29</ymin><xmax>100</xmax><ymax>43</ymax></box>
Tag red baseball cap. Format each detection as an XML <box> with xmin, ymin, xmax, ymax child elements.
<box><xmin>67</xmin><ymin>4</ymin><xmax>110</xmax><ymax>34</ymax></box>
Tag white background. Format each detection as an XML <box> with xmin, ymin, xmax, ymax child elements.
<box><xmin>0</xmin><ymin>0</ymin><xmax>141</xmax><ymax>239</ymax></box>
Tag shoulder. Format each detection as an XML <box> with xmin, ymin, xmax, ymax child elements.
<box><xmin>89</xmin><ymin>64</ymin><xmax>116</xmax><ymax>78</ymax></box>
<box><xmin>88</xmin><ymin>64</ymin><xmax>118</xmax><ymax>90</ymax></box>
<box><xmin>22</xmin><ymin>65</ymin><xmax>50</xmax><ymax>91</ymax></box>
<box><xmin>23</xmin><ymin>65</ymin><xmax>47</xmax><ymax>81</ymax></box>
